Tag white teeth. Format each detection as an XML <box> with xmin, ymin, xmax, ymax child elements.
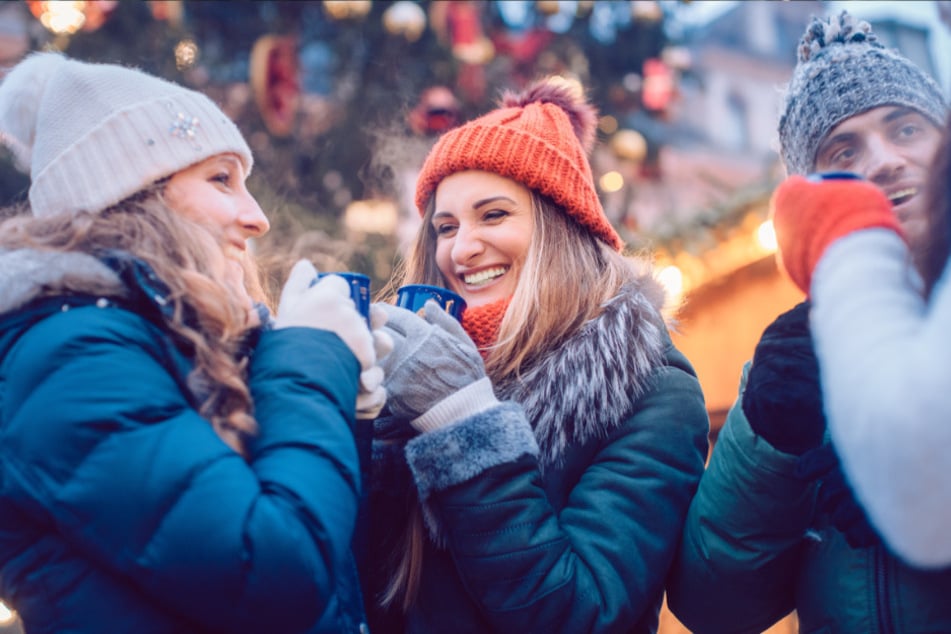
<box><xmin>889</xmin><ymin>187</ymin><xmax>916</xmax><ymax>203</ymax></box>
<box><xmin>464</xmin><ymin>266</ymin><xmax>507</xmax><ymax>286</ymax></box>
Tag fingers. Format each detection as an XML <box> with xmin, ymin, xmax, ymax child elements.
<box><xmin>311</xmin><ymin>273</ymin><xmax>351</xmax><ymax>299</ymax></box>
<box><xmin>356</xmin><ymin>385</ymin><xmax>387</xmax><ymax>420</ymax></box>
<box><xmin>360</xmin><ymin>365</ymin><xmax>384</xmax><ymax>393</ymax></box>
<box><xmin>376</xmin><ymin>302</ymin><xmax>426</xmax><ymax>338</ymax></box>
<box><xmin>369</xmin><ymin>303</ymin><xmax>388</xmax><ymax>330</ymax></box>
<box><xmin>283</xmin><ymin>259</ymin><xmax>319</xmax><ymax>297</ymax></box>
<box><xmin>421</xmin><ymin>299</ymin><xmax>470</xmax><ymax>340</ymax></box>
<box><xmin>373</xmin><ymin>329</ymin><xmax>394</xmax><ymax>361</ymax></box>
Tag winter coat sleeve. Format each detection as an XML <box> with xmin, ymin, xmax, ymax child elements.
<box><xmin>810</xmin><ymin>229</ymin><xmax>951</xmax><ymax>568</ymax></box>
<box><xmin>402</xmin><ymin>344</ymin><xmax>709</xmax><ymax>633</ymax></box>
<box><xmin>665</xmin><ymin>363</ymin><xmax>816</xmax><ymax>634</ymax></box>
<box><xmin>0</xmin><ymin>306</ymin><xmax>362</xmax><ymax>633</ymax></box>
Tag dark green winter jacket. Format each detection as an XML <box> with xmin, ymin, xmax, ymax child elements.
<box><xmin>667</xmin><ymin>363</ymin><xmax>951</xmax><ymax>634</ymax></box>
<box><xmin>364</xmin><ymin>276</ymin><xmax>710</xmax><ymax>634</ymax></box>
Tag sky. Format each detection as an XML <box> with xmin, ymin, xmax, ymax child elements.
<box><xmin>672</xmin><ymin>0</ymin><xmax>951</xmax><ymax>95</ymax></box>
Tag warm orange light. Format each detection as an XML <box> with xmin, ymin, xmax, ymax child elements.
<box><xmin>756</xmin><ymin>219</ymin><xmax>777</xmax><ymax>253</ymax></box>
<box><xmin>599</xmin><ymin>171</ymin><xmax>624</xmax><ymax>193</ymax></box>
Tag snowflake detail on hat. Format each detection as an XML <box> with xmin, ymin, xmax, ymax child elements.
<box><xmin>170</xmin><ymin>112</ymin><xmax>200</xmax><ymax>140</ymax></box>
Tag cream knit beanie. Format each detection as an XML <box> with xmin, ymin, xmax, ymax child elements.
<box><xmin>0</xmin><ymin>52</ymin><xmax>252</xmax><ymax>217</ymax></box>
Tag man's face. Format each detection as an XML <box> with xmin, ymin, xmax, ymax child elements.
<box><xmin>814</xmin><ymin>106</ymin><xmax>943</xmax><ymax>254</ymax></box>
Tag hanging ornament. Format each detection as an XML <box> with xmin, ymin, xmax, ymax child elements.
<box><xmin>383</xmin><ymin>1</ymin><xmax>427</xmax><ymax>43</ymax></box>
<box><xmin>611</xmin><ymin>129</ymin><xmax>648</xmax><ymax>163</ymax></box>
<box><xmin>641</xmin><ymin>58</ymin><xmax>675</xmax><ymax>113</ymax></box>
<box><xmin>250</xmin><ymin>35</ymin><xmax>300</xmax><ymax>137</ymax></box>
<box><xmin>322</xmin><ymin>0</ymin><xmax>371</xmax><ymax>21</ymax></box>
<box><xmin>446</xmin><ymin>1</ymin><xmax>494</xmax><ymax>65</ymax></box>
<box><xmin>408</xmin><ymin>86</ymin><xmax>460</xmax><ymax>135</ymax></box>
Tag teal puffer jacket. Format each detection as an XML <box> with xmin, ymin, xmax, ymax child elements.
<box><xmin>0</xmin><ymin>249</ymin><xmax>367</xmax><ymax>633</ymax></box>
<box><xmin>667</xmin><ymin>364</ymin><xmax>951</xmax><ymax>634</ymax></box>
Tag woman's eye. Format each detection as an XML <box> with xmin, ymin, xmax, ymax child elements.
<box><xmin>435</xmin><ymin>224</ymin><xmax>457</xmax><ymax>236</ymax></box>
<box><xmin>484</xmin><ymin>209</ymin><xmax>509</xmax><ymax>221</ymax></box>
<box><xmin>211</xmin><ymin>172</ymin><xmax>231</xmax><ymax>185</ymax></box>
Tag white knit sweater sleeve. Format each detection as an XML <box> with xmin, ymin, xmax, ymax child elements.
<box><xmin>810</xmin><ymin>228</ymin><xmax>951</xmax><ymax>568</ymax></box>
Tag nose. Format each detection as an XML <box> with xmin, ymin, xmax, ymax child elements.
<box><xmin>862</xmin><ymin>134</ymin><xmax>905</xmax><ymax>185</ymax></box>
<box><xmin>450</xmin><ymin>222</ymin><xmax>484</xmax><ymax>265</ymax></box>
<box><xmin>238</xmin><ymin>191</ymin><xmax>270</xmax><ymax>238</ymax></box>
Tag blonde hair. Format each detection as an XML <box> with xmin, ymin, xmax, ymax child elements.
<box><xmin>0</xmin><ymin>188</ymin><xmax>264</xmax><ymax>456</ymax></box>
<box><xmin>379</xmin><ymin>188</ymin><xmax>643</xmax><ymax>609</ymax></box>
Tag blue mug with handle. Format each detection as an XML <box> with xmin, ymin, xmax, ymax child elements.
<box><xmin>396</xmin><ymin>284</ymin><xmax>467</xmax><ymax>322</ymax></box>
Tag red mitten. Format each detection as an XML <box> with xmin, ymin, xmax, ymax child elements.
<box><xmin>771</xmin><ymin>175</ymin><xmax>903</xmax><ymax>294</ymax></box>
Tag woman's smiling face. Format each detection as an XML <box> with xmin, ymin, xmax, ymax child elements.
<box><xmin>432</xmin><ymin>170</ymin><xmax>534</xmax><ymax>308</ymax></box>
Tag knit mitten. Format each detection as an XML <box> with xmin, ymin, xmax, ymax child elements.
<box><xmin>378</xmin><ymin>301</ymin><xmax>495</xmax><ymax>431</ymax></box>
<box><xmin>742</xmin><ymin>301</ymin><xmax>826</xmax><ymax>455</ymax></box>
<box><xmin>771</xmin><ymin>174</ymin><xmax>903</xmax><ymax>294</ymax></box>
<box><xmin>274</xmin><ymin>260</ymin><xmax>376</xmax><ymax>371</ymax></box>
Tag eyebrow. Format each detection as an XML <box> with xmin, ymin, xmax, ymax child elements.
<box><xmin>433</xmin><ymin>195</ymin><xmax>518</xmax><ymax>219</ymax></box>
<box><xmin>216</xmin><ymin>154</ymin><xmax>242</xmax><ymax>169</ymax></box>
<box><xmin>882</xmin><ymin>106</ymin><xmax>919</xmax><ymax>123</ymax></box>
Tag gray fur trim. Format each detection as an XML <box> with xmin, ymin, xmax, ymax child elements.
<box><xmin>0</xmin><ymin>248</ymin><xmax>124</xmax><ymax>315</ymax></box>
<box><xmin>495</xmin><ymin>276</ymin><xmax>668</xmax><ymax>467</ymax></box>
<box><xmin>405</xmin><ymin>402</ymin><xmax>538</xmax><ymax>500</ymax></box>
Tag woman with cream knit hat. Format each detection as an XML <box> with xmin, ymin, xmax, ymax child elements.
<box><xmin>360</xmin><ymin>76</ymin><xmax>709</xmax><ymax>633</ymax></box>
<box><xmin>0</xmin><ymin>52</ymin><xmax>388</xmax><ymax>633</ymax></box>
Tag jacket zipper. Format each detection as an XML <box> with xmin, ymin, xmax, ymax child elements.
<box><xmin>875</xmin><ymin>545</ymin><xmax>893</xmax><ymax>634</ymax></box>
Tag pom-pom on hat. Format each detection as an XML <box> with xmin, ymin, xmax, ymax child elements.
<box><xmin>415</xmin><ymin>76</ymin><xmax>623</xmax><ymax>251</ymax></box>
<box><xmin>0</xmin><ymin>52</ymin><xmax>252</xmax><ymax>217</ymax></box>
<box><xmin>778</xmin><ymin>10</ymin><xmax>947</xmax><ymax>176</ymax></box>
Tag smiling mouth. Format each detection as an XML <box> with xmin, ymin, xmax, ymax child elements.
<box><xmin>889</xmin><ymin>187</ymin><xmax>916</xmax><ymax>206</ymax></box>
<box><xmin>463</xmin><ymin>266</ymin><xmax>508</xmax><ymax>286</ymax></box>
<box><xmin>223</xmin><ymin>244</ymin><xmax>245</xmax><ymax>261</ymax></box>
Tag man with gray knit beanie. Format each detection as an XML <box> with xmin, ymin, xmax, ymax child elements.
<box><xmin>778</xmin><ymin>9</ymin><xmax>947</xmax><ymax>252</ymax></box>
<box><xmin>667</xmin><ymin>10</ymin><xmax>951</xmax><ymax>633</ymax></box>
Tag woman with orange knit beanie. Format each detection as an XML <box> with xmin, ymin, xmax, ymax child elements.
<box><xmin>360</xmin><ymin>76</ymin><xmax>710</xmax><ymax>633</ymax></box>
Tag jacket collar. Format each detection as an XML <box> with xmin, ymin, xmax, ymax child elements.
<box><xmin>496</xmin><ymin>274</ymin><xmax>670</xmax><ymax>467</ymax></box>
<box><xmin>0</xmin><ymin>248</ymin><xmax>127</xmax><ymax>316</ymax></box>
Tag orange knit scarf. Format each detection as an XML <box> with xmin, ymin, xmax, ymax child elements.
<box><xmin>461</xmin><ymin>296</ymin><xmax>511</xmax><ymax>358</ymax></box>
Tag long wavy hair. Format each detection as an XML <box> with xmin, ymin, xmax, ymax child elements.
<box><xmin>917</xmin><ymin>111</ymin><xmax>951</xmax><ymax>298</ymax></box>
<box><xmin>0</xmin><ymin>186</ymin><xmax>264</xmax><ymax>456</ymax></box>
<box><xmin>379</xmin><ymin>188</ymin><xmax>650</xmax><ymax>610</ymax></box>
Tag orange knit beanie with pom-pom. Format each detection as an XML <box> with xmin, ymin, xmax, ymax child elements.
<box><xmin>415</xmin><ymin>76</ymin><xmax>623</xmax><ymax>251</ymax></box>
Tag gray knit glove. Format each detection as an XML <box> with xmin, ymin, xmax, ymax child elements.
<box><xmin>377</xmin><ymin>300</ymin><xmax>496</xmax><ymax>431</ymax></box>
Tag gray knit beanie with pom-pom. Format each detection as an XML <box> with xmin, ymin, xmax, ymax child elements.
<box><xmin>778</xmin><ymin>10</ymin><xmax>947</xmax><ymax>176</ymax></box>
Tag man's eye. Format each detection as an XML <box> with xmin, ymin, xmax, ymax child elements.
<box><xmin>829</xmin><ymin>147</ymin><xmax>855</xmax><ymax>166</ymax></box>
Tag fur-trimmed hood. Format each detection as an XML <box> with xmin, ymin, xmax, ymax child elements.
<box><xmin>496</xmin><ymin>273</ymin><xmax>670</xmax><ymax>466</ymax></box>
<box><xmin>0</xmin><ymin>248</ymin><xmax>127</xmax><ymax>316</ymax></box>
